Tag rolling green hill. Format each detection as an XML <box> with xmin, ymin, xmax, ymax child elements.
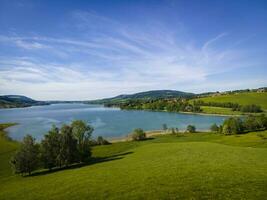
<box><xmin>1</xmin><ymin>125</ymin><xmax>267</xmax><ymax>199</ymax></box>
<box><xmin>88</xmin><ymin>90</ymin><xmax>195</xmax><ymax>104</ymax></box>
<box><xmin>195</xmin><ymin>92</ymin><xmax>267</xmax><ymax>110</ymax></box>
<box><xmin>0</xmin><ymin>95</ymin><xmax>49</xmax><ymax>108</ymax></box>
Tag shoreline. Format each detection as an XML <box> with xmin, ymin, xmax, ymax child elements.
<box><xmin>109</xmin><ymin>130</ymin><xmax>165</xmax><ymax>143</ymax></box>
<box><xmin>109</xmin><ymin>129</ymin><xmax>211</xmax><ymax>143</ymax></box>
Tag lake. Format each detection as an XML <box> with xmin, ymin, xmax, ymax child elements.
<box><xmin>0</xmin><ymin>103</ymin><xmax>227</xmax><ymax>141</ymax></box>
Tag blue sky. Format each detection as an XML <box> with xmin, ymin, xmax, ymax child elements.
<box><xmin>0</xmin><ymin>0</ymin><xmax>266</xmax><ymax>100</ymax></box>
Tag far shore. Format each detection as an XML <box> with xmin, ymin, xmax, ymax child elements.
<box><xmin>3</xmin><ymin>102</ymin><xmax>263</xmax><ymax>117</ymax></box>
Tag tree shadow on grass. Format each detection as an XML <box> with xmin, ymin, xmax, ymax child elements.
<box><xmin>28</xmin><ymin>151</ymin><xmax>133</xmax><ymax>177</ymax></box>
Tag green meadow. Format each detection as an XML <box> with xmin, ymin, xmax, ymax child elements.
<box><xmin>1</xmin><ymin>125</ymin><xmax>267</xmax><ymax>200</ymax></box>
<box><xmin>197</xmin><ymin>92</ymin><xmax>267</xmax><ymax>110</ymax></box>
<box><xmin>200</xmin><ymin>106</ymin><xmax>242</xmax><ymax>115</ymax></box>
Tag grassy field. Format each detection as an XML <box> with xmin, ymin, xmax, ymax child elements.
<box><xmin>0</xmin><ymin>124</ymin><xmax>19</xmax><ymax>179</ymax></box>
<box><xmin>1</xmin><ymin>125</ymin><xmax>267</xmax><ymax>199</ymax></box>
<box><xmin>200</xmin><ymin>106</ymin><xmax>243</xmax><ymax>115</ymax></box>
<box><xmin>196</xmin><ymin>92</ymin><xmax>267</xmax><ymax>110</ymax></box>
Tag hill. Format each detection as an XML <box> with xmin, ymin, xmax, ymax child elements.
<box><xmin>195</xmin><ymin>92</ymin><xmax>267</xmax><ymax>110</ymax></box>
<box><xmin>0</xmin><ymin>95</ymin><xmax>49</xmax><ymax>108</ymax></box>
<box><xmin>0</xmin><ymin>124</ymin><xmax>267</xmax><ymax>199</ymax></box>
<box><xmin>88</xmin><ymin>90</ymin><xmax>195</xmax><ymax>104</ymax></box>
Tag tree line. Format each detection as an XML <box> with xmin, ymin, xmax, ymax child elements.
<box><xmin>105</xmin><ymin>98</ymin><xmax>263</xmax><ymax>114</ymax></box>
<box><xmin>193</xmin><ymin>100</ymin><xmax>262</xmax><ymax>113</ymax></box>
<box><xmin>162</xmin><ymin>114</ymin><xmax>267</xmax><ymax>136</ymax></box>
<box><xmin>210</xmin><ymin>114</ymin><xmax>267</xmax><ymax>134</ymax></box>
<box><xmin>11</xmin><ymin>120</ymin><xmax>109</xmax><ymax>176</ymax></box>
<box><xmin>105</xmin><ymin>99</ymin><xmax>202</xmax><ymax>113</ymax></box>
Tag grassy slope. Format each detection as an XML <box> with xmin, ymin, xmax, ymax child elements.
<box><xmin>1</xmin><ymin>129</ymin><xmax>267</xmax><ymax>199</ymax></box>
<box><xmin>0</xmin><ymin>124</ymin><xmax>19</xmax><ymax>179</ymax></box>
<box><xmin>197</xmin><ymin>92</ymin><xmax>267</xmax><ymax>109</ymax></box>
<box><xmin>200</xmin><ymin>106</ymin><xmax>242</xmax><ymax>115</ymax></box>
<box><xmin>189</xmin><ymin>92</ymin><xmax>267</xmax><ymax>115</ymax></box>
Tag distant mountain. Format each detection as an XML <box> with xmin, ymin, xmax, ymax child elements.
<box><xmin>87</xmin><ymin>90</ymin><xmax>196</xmax><ymax>104</ymax></box>
<box><xmin>0</xmin><ymin>95</ymin><xmax>49</xmax><ymax>108</ymax></box>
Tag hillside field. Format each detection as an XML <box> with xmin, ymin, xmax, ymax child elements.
<box><xmin>1</xmin><ymin>126</ymin><xmax>267</xmax><ymax>199</ymax></box>
<box><xmin>195</xmin><ymin>92</ymin><xmax>267</xmax><ymax>110</ymax></box>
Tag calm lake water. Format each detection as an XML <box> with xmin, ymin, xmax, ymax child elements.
<box><xmin>0</xmin><ymin>103</ymin><xmax>227</xmax><ymax>141</ymax></box>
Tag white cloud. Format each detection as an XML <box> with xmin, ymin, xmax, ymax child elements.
<box><xmin>15</xmin><ymin>40</ymin><xmax>49</xmax><ymax>50</ymax></box>
<box><xmin>0</xmin><ymin>11</ymin><xmax>265</xmax><ymax>100</ymax></box>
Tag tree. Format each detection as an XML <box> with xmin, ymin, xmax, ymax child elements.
<box><xmin>218</xmin><ymin>125</ymin><xmax>223</xmax><ymax>133</ymax></box>
<box><xmin>243</xmin><ymin>115</ymin><xmax>259</xmax><ymax>131</ymax></box>
<box><xmin>240</xmin><ymin>104</ymin><xmax>262</xmax><ymax>113</ymax></box>
<box><xmin>11</xmin><ymin>135</ymin><xmax>39</xmax><ymax>175</ymax></box>
<box><xmin>210</xmin><ymin>123</ymin><xmax>219</xmax><ymax>132</ymax></box>
<box><xmin>255</xmin><ymin>114</ymin><xmax>267</xmax><ymax>129</ymax></box>
<box><xmin>71</xmin><ymin>120</ymin><xmax>94</xmax><ymax>162</ymax></box>
<box><xmin>132</xmin><ymin>128</ymin><xmax>146</xmax><ymax>141</ymax></box>
<box><xmin>58</xmin><ymin>125</ymin><xmax>79</xmax><ymax>167</ymax></box>
<box><xmin>40</xmin><ymin>125</ymin><xmax>61</xmax><ymax>170</ymax></box>
<box><xmin>71</xmin><ymin>120</ymin><xmax>93</xmax><ymax>145</ymax></box>
<box><xmin>222</xmin><ymin>117</ymin><xmax>243</xmax><ymax>135</ymax></box>
<box><xmin>186</xmin><ymin>125</ymin><xmax>196</xmax><ymax>133</ymax></box>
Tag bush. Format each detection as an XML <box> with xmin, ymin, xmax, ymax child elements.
<box><xmin>240</xmin><ymin>104</ymin><xmax>262</xmax><ymax>113</ymax></box>
<box><xmin>222</xmin><ymin>117</ymin><xmax>243</xmax><ymax>135</ymax></box>
<box><xmin>210</xmin><ymin>123</ymin><xmax>219</xmax><ymax>132</ymax></box>
<box><xmin>256</xmin><ymin>114</ymin><xmax>267</xmax><ymax>129</ymax></box>
<box><xmin>132</xmin><ymin>128</ymin><xmax>146</xmax><ymax>141</ymax></box>
<box><xmin>243</xmin><ymin>115</ymin><xmax>259</xmax><ymax>131</ymax></box>
<box><xmin>186</xmin><ymin>125</ymin><xmax>196</xmax><ymax>133</ymax></box>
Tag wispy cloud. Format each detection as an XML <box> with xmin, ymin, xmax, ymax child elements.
<box><xmin>15</xmin><ymin>40</ymin><xmax>49</xmax><ymax>50</ymax></box>
<box><xmin>0</xmin><ymin>10</ymin><xmax>265</xmax><ymax>100</ymax></box>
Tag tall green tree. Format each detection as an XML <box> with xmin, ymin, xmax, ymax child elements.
<box><xmin>71</xmin><ymin>120</ymin><xmax>94</xmax><ymax>162</ymax></box>
<box><xmin>41</xmin><ymin>125</ymin><xmax>61</xmax><ymax>170</ymax></box>
<box><xmin>58</xmin><ymin>125</ymin><xmax>79</xmax><ymax>167</ymax></box>
<box><xmin>11</xmin><ymin>135</ymin><xmax>39</xmax><ymax>175</ymax></box>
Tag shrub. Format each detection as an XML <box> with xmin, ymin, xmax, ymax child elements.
<box><xmin>222</xmin><ymin>117</ymin><xmax>243</xmax><ymax>135</ymax></box>
<box><xmin>256</xmin><ymin>114</ymin><xmax>267</xmax><ymax>129</ymax></box>
<box><xmin>132</xmin><ymin>128</ymin><xmax>146</xmax><ymax>141</ymax></box>
<box><xmin>186</xmin><ymin>125</ymin><xmax>196</xmax><ymax>133</ymax></box>
<box><xmin>243</xmin><ymin>115</ymin><xmax>259</xmax><ymax>131</ymax></box>
<box><xmin>240</xmin><ymin>104</ymin><xmax>262</xmax><ymax>113</ymax></box>
<box><xmin>210</xmin><ymin>123</ymin><xmax>219</xmax><ymax>132</ymax></box>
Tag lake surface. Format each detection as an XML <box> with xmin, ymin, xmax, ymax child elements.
<box><xmin>0</xmin><ymin>103</ymin><xmax>227</xmax><ymax>141</ymax></box>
